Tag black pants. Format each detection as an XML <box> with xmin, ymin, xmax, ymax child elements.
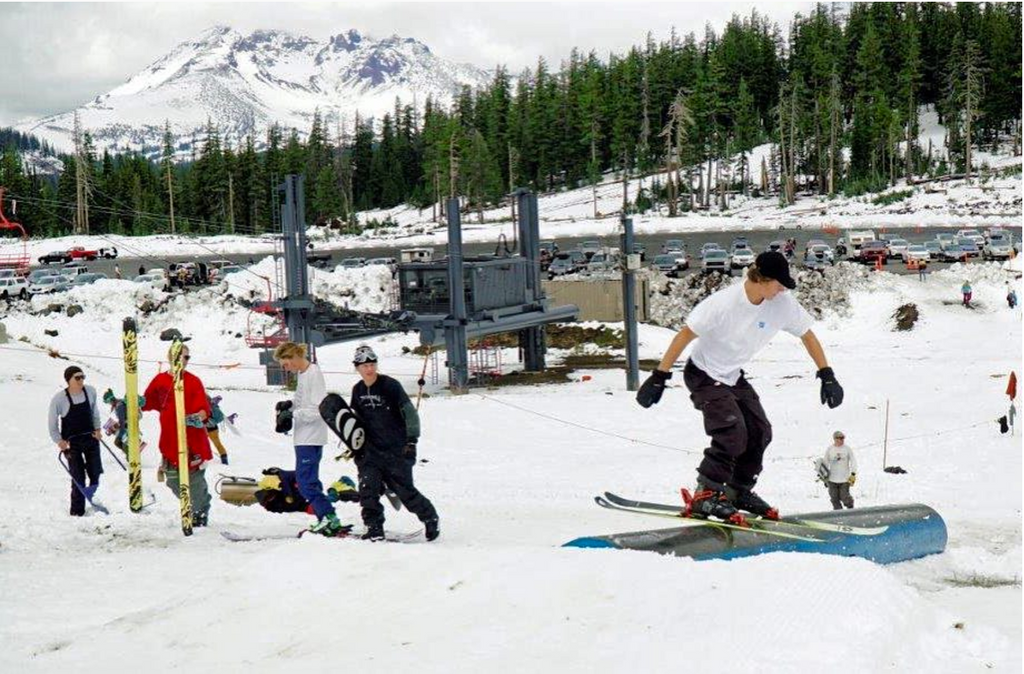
<box><xmin>683</xmin><ymin>360</ymin><xmax>772</xmax><ymax>490</ymax></box>
<box><xmin>66</xmin><ymin>437</ymin><xmax>103</xmax><ymax>516</ymax></box>
<box><xmin>357</xmin><ymin>450</ymin><xmax>437</xmax><ymax>528</ymax></box>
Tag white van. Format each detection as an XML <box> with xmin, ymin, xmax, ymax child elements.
<box><xmin>847</xmin><ymin>230</ymin><xmax>877</xmax><ymax>254</ymax></box>
<box><xmin>400</xmin><ymin>248</ymin><xmax>434</xmax><ymax>264</ymax></box>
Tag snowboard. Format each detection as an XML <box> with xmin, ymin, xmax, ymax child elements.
<box><xmin>220</xmin><ymin>527</ymin><xmax>422</xmax><ymax>543</ymax></box>
<box><xmin>319</xmin><ymin>393</ymin><xmax>366</xmax><ymax>453</ymax></box>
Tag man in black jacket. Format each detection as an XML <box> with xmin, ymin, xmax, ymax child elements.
<box><xmin>350</xmin><ymin>345</ymin><xmax>439</xmax><ymax>541</ymax></box>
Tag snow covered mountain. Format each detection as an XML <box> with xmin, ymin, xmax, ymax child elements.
<box><xmin>14</xmin><ymin>26</ymin><xmax>490</xmax><ymax>157</ymax></box>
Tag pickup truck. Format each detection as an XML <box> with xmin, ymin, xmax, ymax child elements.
<box><xmin>858</xmin><ymin>241</ymin><xmax>888</xmax><ymax>265</ymax></box>
<box><xmin>68</xmin><ymin>247</ymin><xmax>99</xmax><ymax>261</ymax></box>
<box><xmin>98</xmin><ymin>247</ymin><xmax>118</xmax><ymax>259</ymax></box>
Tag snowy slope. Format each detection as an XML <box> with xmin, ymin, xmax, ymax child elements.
<box><xmin>13</xmin><ymin>26</ymin><xmax>489</xmax><ymax>156</ymax></box>
<box><xmin>0</xmin><ymin>264</ymin><xmax>1019</xmax><ymax>671</ymax></box>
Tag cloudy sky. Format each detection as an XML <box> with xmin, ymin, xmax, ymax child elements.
<box><xmin>0</xmin><ymin>1</ymin><xmax>812</xmax><ymax>126</ymax></box>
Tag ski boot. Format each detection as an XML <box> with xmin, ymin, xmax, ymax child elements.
<box><xmin>424</xmin><ymin>517</ymin><xmax>440</xmax><ymax>542</ymax></box>
<box><xmin>682</xmin><ymin>479</ymin><xmax>746</xmax><ymax>525</ymax></box>
<box><xmin>193</xmin><ymin>511</ymin><xmax>209</xmax><ymax>528</ymax></box>
<box><xmin>726</xmin><ymin>485</ymin><xmax>779</xmax><ymax>520</ymax></box>
<box><xmin>361</xmin><ymin>524</ymin><xmax>385</xmax><ymax>542</ymax></box>
<box><xmin>308</xmin><ymin>512</ymin><xmax>346</xmax><ymax>537</ymax></box>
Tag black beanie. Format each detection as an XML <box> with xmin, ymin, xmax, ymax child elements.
<box><xmin>64</xmin><ymin>366</ymin><xmax>84</xmax><ymax>382</ymax></box>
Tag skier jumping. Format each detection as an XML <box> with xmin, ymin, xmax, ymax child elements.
<box><xmin>636</xmin><ymin>251</ymin><xmax>844</xmax><ymax>523</ymax></box>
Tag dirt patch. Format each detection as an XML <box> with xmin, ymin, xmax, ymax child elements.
<box><xmin>409</xmin><ymin>323</ymin><xmax>625</xmax><ymax>355</ymax></box>
<box><xmin>563</xmin><ymin>354</ymin><xmax>660</xmax><ymax>370</ymax></box>
<box><xmin>892</xmin><ymin>303</ymin><xmax>919</xmax><ymax>331</ymax></box>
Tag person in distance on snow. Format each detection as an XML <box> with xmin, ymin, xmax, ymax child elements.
<box><xmin>47</xmin><ymin>366</ymin><xmax>104</xmax><ymax>516</ymax></box>
<box><xmin>822</xmin><ymin>430</ymin><xmax>856</xmax><ymax>510</ymax></box>
<box><xmin>142</xmin><ymin>344</ymin><xmax>214</xmax><ymax>526</ymax></box>
<box><xmin>350</xmin><ymin>345</ymin><xmax>439</xmax><ymax>542</ymax></box>
<box><xmin>273</xmin><ymin>341</ymin><xmax>345</xmax><ymax>537</ymax></box>
<box><xmin>636</xmin><ymin>251</ymin><xmax>844</xmax><ymax>522</ymax></box>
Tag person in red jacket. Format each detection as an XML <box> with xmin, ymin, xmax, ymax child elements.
<box><xmin>142</xmin><ymin>343</ymin><xmax>214</xmax><ymax>526</ymax></box>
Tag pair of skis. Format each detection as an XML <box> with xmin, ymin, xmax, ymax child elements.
<box><xmin>595</xmin><ymin>492</ymin><xmax>888</xmax><ymax>542</ymax></box>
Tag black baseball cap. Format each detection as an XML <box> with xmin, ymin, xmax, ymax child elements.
<box><xmin>755</xmin><ymin>251</ymin><xmax>797</xmax><ymax>289</ymax></box>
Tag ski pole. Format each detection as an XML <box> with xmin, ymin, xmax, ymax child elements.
<box><xmin>99</xmin><ymin>438</ymin><xmax>127</xmax><ymax>471</ymax></box>
<box><xmin>57</xmin><ymin>451</ymin><xmax>110</xmax><ymax>514</ymax></box>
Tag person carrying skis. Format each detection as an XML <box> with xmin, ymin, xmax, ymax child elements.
<box><xmin>142</xmin><ymin>344</ymin><xmax>214</xmax><ymax>526</ymax></box>
<box><xmin>47</xmin><ymin>366</ymin><xmax>104</xmax><ymax>516</ymax></box>
<box><xmin>273</xmin><ymin>341</ymin><xmax>346</xmax><ymax>536</ymax></box>
<box><xmin>636</xmin><ymin>251</ymin><xmax>844</xmax><ymax>523</ymax></box>
<box><xmin>822</xmin><ymin>430</ymin><xmax>856</xmax><ymax>510</ymax></box>
<box><xmin>350</xmin><ymin>345</ymin><xmax>440</xmax><ymax>541</ymax></box>
<box><xmin>205</xmin><ymin>394</ymin><xmax>230</xmax><ymax>465</ymax></box>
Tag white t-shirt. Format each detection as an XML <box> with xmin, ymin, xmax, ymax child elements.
<box><xmin>823</xmin><ymin>443</ymin><xmax>857</xmax><ymax>483</ymax></box>
<box><xmin>292</xmin><ymin>362</ymin><xmax>329</xmax><ymax>446</ymax></box>
<box><xmin>685</xmin><ymin>282</ymin><xmax>813</xmax><ymax>385</ymax></box>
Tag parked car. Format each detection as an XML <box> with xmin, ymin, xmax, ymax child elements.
<box><xmin>653</xmin><ymin>254</ymin><xmax>687</xmax><ymax>278</ymax></box>
<box><xmin>632</xmin><ymin>242</ymin><xmax>647</xmax><ymax>261</ymax></box>
<box><xmin>699</xmin><ymin>243</ymin><xmax>723</xmax><ymax>260</ymax></box>
<box><xmin>939</xmin><ymin>244</ymin><xmax>967</xmax><ymax>263</ymax></box>
<box><xmin>538</xmin><ymin>240</ymin><xmax>559</xmax><ymax>256</ymax></box>
<box><xmin>731</xmin><ymin>247</ymin><xmax>755</xmax><ymax>268</ymax></box>
<box><xmin>0</xmin><ymin>268</ymin><xmax>20</xmax><ymax>280</ymax></box>
<box><xmin>38</xmin><ymin>250</ymin><xmax>71</xmax><ymax>265</ymax></box>
<box><xmin>766</xmin><ymin>240</ymin><xmax>785</xmax><ymax>254</ymax></box>
<box><xmin>339</xmin><ymin>257</ymin><xmax>366</xmax><ymax>269</ymax></box>
<box><xmin>548</xmin><ymin>253</ymin><xmax>580</xmax><ymax>278</ymax></box>
<box><xmin>61</xmin><ymin>262</ymin><xmax>89</xmax><ymax>277</ymax></box>
<box><xmin>662</xmin><ymin>239</ymin><xmax>685</xmax><ymax>255</ymax></box>
<box><xmin>803</xmin><ymin>250</ymin><xmax>828</xmax><ymax>271</ymax></box>
<box><xmin>133</xmin><ymin>273</ymin><xmax>168</xmax><ymax>291</ymax></box>
<box><xmin>218</xmin><ymin>265</ymin><xmax>244</xmax><ymax>277</ymax></box>
<box><xmin>983</xmin><ymin>233</ymin><xmax>1013</xmax><ymax>260</ymax></box>
<box><xmin>98</xmin><ymin>247</ymin><xmax>118</xmax><ymax>259</ymax></box>
<box><xmin>586</xmin><ymin>249</ymin><xmax>621</xmax><ymax>273</ymax></box>
<box><xmin>28</xmin><ymin>268</ymin><xmax>60</xmax><ymax>284</ymax></box>
<box><xmin>68</xmin><ymin>246</ymin><xmax>99</xmax><ymax>261</ymax></box>
<box><xmin>28</xmin><ymin>275</ymin><xmax>70</xmax><ymax>295</ymax></box>
<box><xmin>955</xmin><ymin>229</ymin><xmax>985</xmax><ymax>248</ymax></box>
<box><xmin>731</xmin><ymin>236</ymin><xmax>750</xmax><ymax>250</ymax></box>
<box><xmin>956</xmin><ymin>240</ymin><xmax>980</xmax><ymax>259</ymax></box>
<box><xmin>886</xmin><ymin>238</ymin><xmax>910</xmax><ymax>260</ymax></box>
<box><xmin>936</xmin><ymin>233</ymin><xmax>956</xmax><ymax>248</ymax></box>
<box><xmin>365</xmin><ymin>257</ymin><xmax>398</xmax><ymax>274</ymax></box>
<box><xmin>902</xmin><ymin>244</ymin><xmax>930</xmax><ymax>263</ymax></box>
<box><xmin>858</xmin><ymin>241</ymin><xmax>889</xmax><ymax>265</ymax></box>
<box><xmin>71</xmin><ymin>272</ymin><xmax>107</xmax><ymax>286</ymax></box>
<box><xmin>924</xmin><ymin>241</ymin><xmax>943</xmax><ymax>259</ymax></box>
<box><xmin>0</xmin><ymin>276</ymin><xmax>28</xmax><ymax>300</ymax></box>
<box><xmin>580</xmin><ymin>240</ymin><xmax>603</xmax><ymax>260</ymax></box>
<box><xmin>701</xmin><ymin>249</ymin><xmax>731</xmax><ymax>275</ymax></box>
<box><xmin>805</xmin><ymin>244</ymin><xmax>834</xmax><ymax>267</ymax></box>
<box><xmin>804</xmin><ymin>239</ymin><xmax>827</xmax><ymax>252</ymax></box>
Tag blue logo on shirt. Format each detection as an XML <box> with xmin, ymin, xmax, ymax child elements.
<box><xmin>758</xmin><ymin>321</ymin><xmax>766</xmax><ymax>329</ymax></box>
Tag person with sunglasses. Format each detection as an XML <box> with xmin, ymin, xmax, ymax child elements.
<box><xmin>142</xmin><ymin>343</ymin><xmax>214</xmax><ymax>526</ymax></box>
<box><xmin>350</xmin><ymin>345</ymin><xmax>439</xmax><ymax>541</ymax></box>
<box><xmin>47</xmin><ymin>366</ymin><xmax>104</xmax><ymax>516</ymax></box>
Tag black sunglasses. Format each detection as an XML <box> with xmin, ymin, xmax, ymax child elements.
<box><xmin>73</xmin><ymin>374</ymin><xmax>86</xmax><ymax>381</ymax></box>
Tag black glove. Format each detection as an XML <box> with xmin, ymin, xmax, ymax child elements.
<box><xmin>219</xmin><ymin>454</ymin><xmax>229</xmax><ymax>465</ymax></box>
<box><xmin>275</xmin><ymin>400</ymin><xmax>293</xmax><ymax>434</ymax></box>
<box><xmin>636</xmin><ymin>370</ymin><xmax>672</xmax><ymax>408</ymax></box>
<box><xmin>816</xmin><ymin>367</ymin><xmax>844</xmax><ymax>409</ymax></box>
<box><xmin>403</xmin><ymin>441</ymin><xmax>417</xmax><ymax>458</ymax></box>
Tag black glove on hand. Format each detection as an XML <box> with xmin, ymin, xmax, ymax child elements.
<box><xmin>636</xmin><ymin>370</ymin><xmax>672</xmax><ymax>408</ymax></box>
<box><xmin>274</xmin><ymin>400</ymin><xmax>293</xmax><ymax>434</ymax></box>
<box><xmin>816</xmin><ymin>367</ymin><xmax>844</xmax><ymax>409</ymax></box>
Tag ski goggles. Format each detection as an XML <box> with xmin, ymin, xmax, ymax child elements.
<box><xmin>353</xmin><ymin>346</ymin><xmax>378</xmax><ymax>365</ymax></box>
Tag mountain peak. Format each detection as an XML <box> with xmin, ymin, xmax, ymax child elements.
<box><xmin>14</xmin><ymin>24</ymin><xmax>490</xmax><ymax>157</ymax></box>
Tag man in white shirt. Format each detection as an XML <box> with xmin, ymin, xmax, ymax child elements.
<box><xmin>274</xmin><ymin>341</ymin><xmax>344</xmax><ymax>536</ymax></box>
<box><xmin>823</xmin><ymin>430</ymin><xmax>856</xmax><ymax>510</ymax></box>
<box><xmin>636</xmin><ymin>251</ymin><xmax>844</xmax><ymax>523</ymax></box>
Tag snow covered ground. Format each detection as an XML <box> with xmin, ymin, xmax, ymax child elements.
<box><xmin>0</xmin><ymin>262</ymin><xmax>1020</xmax><ymax>672</ymax></box>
